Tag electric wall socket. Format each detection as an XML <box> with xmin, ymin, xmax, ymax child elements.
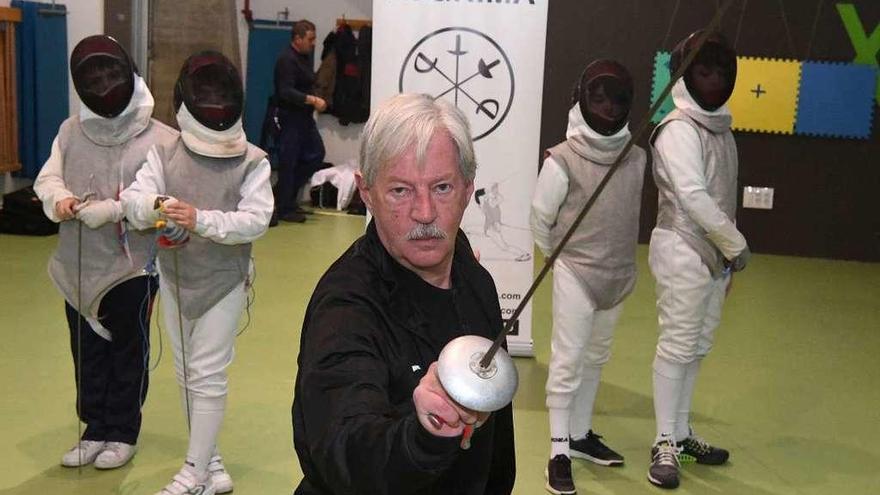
<box><xmin>743</xmin><ymin>186</ymin><xmax>774</xmax><ymax>209</ymax></box>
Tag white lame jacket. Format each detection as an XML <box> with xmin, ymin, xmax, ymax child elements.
<box><xmin>34</xmin><ymin>75</ymin><xmax>154</xmax><ymax>222</ymax></box>
<box><xmin>653</xmin><ymin>80</ymin><xmax>746</xmax><ymax>260</ymax></box>
<box><xmin>530</xmin><ymin>105</ymin><xmax>632</xmax><ymax>258</ymax></box>
<box><xmin>34</xmin><ymin>138</ymin><xmax>77</xmax><ymax>223</ymax></box>
<box><xmin>530</xmin><ymin>156</ymin><xmax>568</xmax><ymax>258</ymax></box>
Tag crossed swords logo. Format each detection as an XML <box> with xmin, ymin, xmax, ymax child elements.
<box><xmin>400</xmin><ymin>27</ymin><xmax>514</xmax><ymax>140</ymax></box>
<box><xmin>415</xmin><ymin>35</ymin><xmax>502</xmax><ymax>120</ymax></box>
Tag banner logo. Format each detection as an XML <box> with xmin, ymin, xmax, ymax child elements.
<box><xmin>399</xmin><ymin>27</ymin><xmax>514</xmax><ymax>140</ymax></box>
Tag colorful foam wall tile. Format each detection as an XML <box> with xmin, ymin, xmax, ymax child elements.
<box><xmin>727</xmin><ymin>57</ymin><xmax>801</xmax><ymax>134</ymax></box>
<box><xmin>650</xmin><ymin>51</ymin><xmax>675</xmax><ymax>123</ymax></box>
<box><xmin>795</xmin><ymin>62</ymin><xmax>877</xmax><ymax>139</ymax></box>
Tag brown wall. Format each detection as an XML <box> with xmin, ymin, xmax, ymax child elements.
<box><xmin>540</xmin><ymin>0</ymin><xmax>880</xmax><ymax>261</ymax></box>
<box><xmin>104</xmin><ymin>0</ymin><xmax>133</xmax><ymax>56</ymax></box>
<box><xmin>148</xmin><ymin>0</ymin><xmax>241</xmax><ymax>127</ymax></box>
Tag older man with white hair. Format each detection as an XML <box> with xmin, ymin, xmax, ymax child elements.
<box><xmin>291</xmin><ymin>93</ymin><xmax>516</xmax><ymax>494</ymax></box>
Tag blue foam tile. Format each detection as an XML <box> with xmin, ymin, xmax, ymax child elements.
<box><xmin>795</xmin><ymin>62</ymin><xmax>877</xmax><ymax>139</ymax></box>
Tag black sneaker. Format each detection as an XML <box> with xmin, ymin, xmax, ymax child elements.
<box><xmin>281</xmin><ymin>211</ymin><xmax>306</xmax><ymax>223</ymax></box>
<box><xmin>569</xmin><ymin>430</ymin><xmax>624</xmax><ymax>466</ymax></box>
<box><xmin>648</xmin><ymin>439</ymin><xmax>680</xmax><ymax>489</ymax></box>
<box><xmin>545</xmin><ymin>454</ymin><xmax>576</xmax><ymax>495</ymax></box>
<box><xmin>679</xmin><ymin>434</ymin><xmax>729</xmax><ymax>465</ymax></box>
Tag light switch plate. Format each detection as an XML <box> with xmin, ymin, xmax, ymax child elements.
<box><xmin>743</xmin><ymin>186</ymin><xmax>774</xmax><ymax>209</ymax></box>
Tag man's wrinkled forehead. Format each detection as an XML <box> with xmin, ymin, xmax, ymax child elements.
<box><xmin>378</xmin><ymin>132</ymin><xmax>462</xmax><ymax>180</ymax></box>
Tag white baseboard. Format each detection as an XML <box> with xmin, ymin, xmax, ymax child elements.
<box><xmin>507</xmin><ymin>338</ymin><xmax>534</xmax><ymax>358</ymax></box>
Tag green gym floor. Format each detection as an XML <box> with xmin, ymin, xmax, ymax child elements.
<box><xmin>1</xmin><ymin>212</ymin><xmax>878</xmax><ymax>495</ymax></box>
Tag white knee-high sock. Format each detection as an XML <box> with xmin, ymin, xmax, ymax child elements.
<box><xmin>675</xmin><ymin>359</ymin><xmax>701</xmax><ymax>440</ymax></box>
<box><xmin>185</xmin><ymin>396</ymin><xmax>226</xmax><ymax>474</ymax></box>
<box><xmin>549</xmin><ymin>408</ymin><xmax>571</xmax><ymax>458</ymax></box>
<box><xmin>653</xmin><ymin>355</ymin><xmax>687</xmax><ymax>445</ymax></box>
<box><xmin>570</xmin><ymin>365</ymin><xmax>602</xmax><ymax>440</ymax></box>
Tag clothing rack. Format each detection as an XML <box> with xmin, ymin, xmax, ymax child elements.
<box><xmin>336</xmin><ymin>17</ymin><xmax>371</xmax><ymax>31</ymax></box>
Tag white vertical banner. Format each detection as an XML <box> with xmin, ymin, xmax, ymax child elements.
<box><xmin>372</xmin><ymin>0</ymin><xmax>548</xmax><ymax>356</ymax></box>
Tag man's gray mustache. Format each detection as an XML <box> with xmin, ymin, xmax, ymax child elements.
<box><xmin>406</xmin><ymin>223</ymin><xmax>448</xmax><ymax>240</ymax></box>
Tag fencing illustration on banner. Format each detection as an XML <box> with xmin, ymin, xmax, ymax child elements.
<box><xmin>372</xmin><ymin>0</ymin><xmax>549</xmax><ymax>356</ymax></box>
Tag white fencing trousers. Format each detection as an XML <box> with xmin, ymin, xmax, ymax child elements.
<box><xmin>648</xmin><ymin>228</ymin><xmax>729</xmax><ymax>364</ymax></box>
<box><xmin>161</xmin><ymin>278</ymin><xmax>245</xmax><ymax>473</ymax></box>
<box><xmin>546</xmin><ymin>260</ymin><xmax>623</xmax><ymax>426</ymax></box>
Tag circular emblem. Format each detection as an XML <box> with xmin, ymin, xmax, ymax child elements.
<box><xmin>399</xmin><ymin>27</ymin><xmax>514</xmax><ymax>141</ymax></box>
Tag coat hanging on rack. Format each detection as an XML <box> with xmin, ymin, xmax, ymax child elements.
<box><xmin>314</xmin><ymin>31</ymin><xmax>337</xmax><ymax>110</ymax></box>
<box><xmin>333</xmin><ymin>22</ymin><xmax>361</xmax><ymax>125</ymax></box>
<box><xmin>356</xmin><ymin>25</ymin><xmax>372</xmax><ymax>123</ymax></box>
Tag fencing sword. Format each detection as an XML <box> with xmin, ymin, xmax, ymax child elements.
<box><xmin>435</xmin><ymin>0</ymin><xmax>738</xmax><ymax>415</ymax></box>
<box><xmin>72</xmin><ymin>183</ymin><xmax>95</xmax><ymax>474</ymax></box>
<box><xmin>75</xmin><ymin>212</ymin><xmax>84</xmax><ymax>473</ymax></box>
<box><xmin>172</xmin><ymin>249</ymin><xmax>191</xmax><ymax>432</ymax></box>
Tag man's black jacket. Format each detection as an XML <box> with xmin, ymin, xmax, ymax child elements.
<box><xmin>292</xmin><ymin>221</ymin><xmax>516</xmax><ymax>495</ymax></box>
<box><xmin>273</xmin><ymin>45</ymin><xmax>316</xmax><ymax>116</ymax></box>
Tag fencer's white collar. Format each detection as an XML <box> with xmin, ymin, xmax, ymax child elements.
<box><xmin>79</xmin><ymin>74</ymin><xmax>153</xmax><ymax>147</ymax></box>
<box><xmin>176</xmin><ymin>102</ymin><xmax>247</xmax><ymax>158</ymax></box>
<box><xmin>565</xmin><ymin>104</ymin><xmax>631</xmax><ymax>165</ymax></box>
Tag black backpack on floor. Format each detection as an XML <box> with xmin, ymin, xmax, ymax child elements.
<box><xmin>0</xmin><ymin>186</ymin><xmax>58</xmax><ymax>236</ymax></box>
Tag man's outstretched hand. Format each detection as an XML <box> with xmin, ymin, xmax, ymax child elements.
<box><xmin>413</xmin><ymin>362</ymin><xmax>490</xmax><ymax>437</ymax></box>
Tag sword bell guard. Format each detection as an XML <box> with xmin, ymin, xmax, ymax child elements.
<box><xmin>436</xmin><ymin>335</ymin><xmax>518</xmax><ymax>413</ymax></box>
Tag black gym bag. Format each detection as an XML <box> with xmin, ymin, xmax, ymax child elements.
<box><xmin>0</xmin><ymin>186</ymin><xmax>58</xmax><ymax>236</ymax></box>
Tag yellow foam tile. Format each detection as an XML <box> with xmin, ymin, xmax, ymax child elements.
<box><xmin>728</xmin><ymin>57</ymin><xmax>802</xmax><ymax>134</ymax></box>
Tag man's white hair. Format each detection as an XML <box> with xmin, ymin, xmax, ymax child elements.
<box><xmin>359</xmin><ymin>93</ymin><xmax>476</xmax><ymax>186</ymax></box>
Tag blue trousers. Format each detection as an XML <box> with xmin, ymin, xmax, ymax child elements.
<box><xmin>273</xmin><ymin>110</ymin><xmax>326</xmax><ymax>216</ymax></box>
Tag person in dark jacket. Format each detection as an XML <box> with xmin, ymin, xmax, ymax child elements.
<box><xmin>292</xmin><ymin>93</ymin><xmax>516</xmax><ymax>495</ymax></box>
<box><xmin>272</xmin><ymin>19</ymin><xmax>327</xmax><ymax>224</ymax></box>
